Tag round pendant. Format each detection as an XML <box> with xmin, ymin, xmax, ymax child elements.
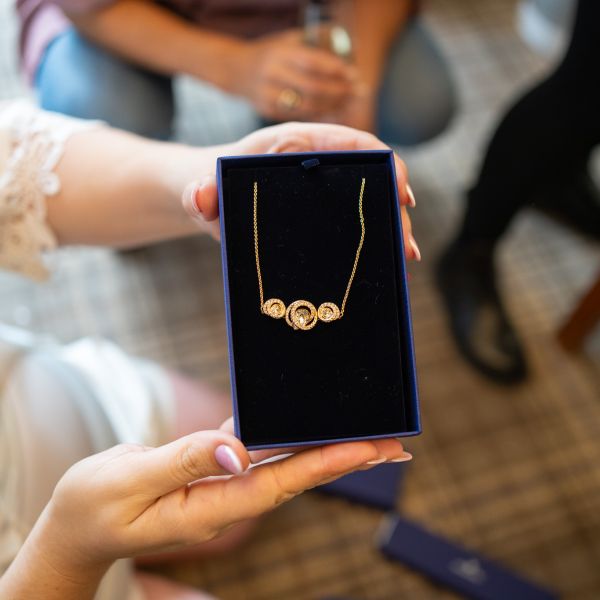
<box><xmin>285</xmin><ymin>300</ymin><xmax>318</xmax><ymax>330</ymax></box>
<box><xmin>317</xmin><ymin>302</ymin><xmax>341</xmax><ymax>323</ymax></box>
<box><xmin>262</xmin><ymin>298</ymin><xmax>286</xmax><ymax>319</ymax></box>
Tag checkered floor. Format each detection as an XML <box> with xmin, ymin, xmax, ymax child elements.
<box><xmin>1</xmin><ymin>1</ymin><xmax>600</xmax><ymax>599</ymax></box>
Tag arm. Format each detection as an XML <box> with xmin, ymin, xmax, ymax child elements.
<box><xmin>64</xmin><ymin>1</ymin><xmax>356</xmax><ymax>121</ymax></box>
<box><xmin>0</xmin><ymin>515</ymin><xmax>108</xmax><ymax>600</ymax></box>
<box><xmin>64</xmin><ymin>1</ymin><xmax>245</xmax><ymax>94</ymax></box>
<box><xmin>48</xmin><ymin>129</ymin><xmax>231</xmax><ymax>247</ymax></box>
<box><xmin>50</xmin><ymin>121</ymin><xmax>419</xmax><ymax>259</ymax></box>
<box><xmin>327</xmin><ymin>0</ymin><xmax>413</xmax><ymax>131</ymax></box>
<box><xmin>350</xmin><ymin>0</ymin><xmax>413</xmax><ymax>90</ymax></box>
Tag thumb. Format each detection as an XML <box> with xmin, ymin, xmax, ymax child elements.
<box><xmin>133</xmin><ymin>431</ymin><xmax>250</xmax><ymax>498</ymax></box>
<box><xmin>181</xmin><ymin>175</ymin><xmax>219</xmax><ymax>223</ymax></box>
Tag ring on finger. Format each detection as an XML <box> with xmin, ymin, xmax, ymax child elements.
<box><xmin>277</xmin><ymin>88</ymin><xmax>303</xmax><ymax>111</ymax></box>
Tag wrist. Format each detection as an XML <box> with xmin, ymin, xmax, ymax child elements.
<box><xmin>157</xmin><ymin>141</ymin><xmax>235</xmax><ymax>234</ymax></box>
<box><xmin>0</xmin><ymin>504</ymin><xmax>110</xmax><ymax>600</ymax></box>
<box><xmin>185</xmin><ymin>34</ymin><xmax>250</xmax><ymax>95</ymax></box>
<box><xmin>34</xmin><ymin>504</ymin><xmax>112</xmax><ymax>582</ymax></box>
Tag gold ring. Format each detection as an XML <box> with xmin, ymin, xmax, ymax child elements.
<box><xmin>277</xmin><ymin>88</ymin><xmax>302</xmax><ymax>111</ymax></box>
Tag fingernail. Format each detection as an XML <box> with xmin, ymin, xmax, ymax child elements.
<box><xmin>390</xmin><ymin>452</ymin><xmax>413</xmax><ymax>463</ymax></box>
<box><xmin>406</xmin><ymin>184</ymin><xmax>416</xmax><ymax>208</ymax></box>
<box><xmin>366</xmin><ymin>456</ymin><xmax>387</xmax><ymax>466</ymax></box>
<box><xmin>215</xmin><ymin>445</ymin><xmax>244</xmax><ymax>475</ymax></box>
<box><xmin>182</xmin><ymin>182</ymin><xmax>203</xmax><ymax>218</ymax></box>
<box><xmin>409</xmin><ymin>235</ymin><xmax>421</xmax><ymax>262</ymax></box>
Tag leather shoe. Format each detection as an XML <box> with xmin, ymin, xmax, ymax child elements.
<box><xmin>435</xmin><ymin>240</ymin><xmax>528</xmax><ymax>384</ymax></box>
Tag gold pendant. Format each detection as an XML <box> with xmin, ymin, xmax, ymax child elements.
<box><xmin>317</xmin><ymin>302</ymin><xmax>341</xmax><ymax>322</ymax></box>
<box><xmin>262</xmin><ymin>298</ymin><xmax>286</xmax><ymax>319</ymax></box>
<box><xmin>262</xmin><ymin>298</ymin><xmax>340</xmax><ymax>330</ymax></box>
<box><xmin>253</xmin><ymin>178</ymin><xmax>365</xmax><ymax>330</ymax></box>
<box><xmin>286</xmin><ymin>300</ymin><xmax>318</xmax><ymax>330</ymax></box>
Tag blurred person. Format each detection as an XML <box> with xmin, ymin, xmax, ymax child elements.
<box><xmin>436</xmin><ymin>0</ymin><xmax>600</xmax><ymax>384</ymax></box>
<box><xmin>0</xmin><ymin>101</ymin><xmax>417</xmax><ymax>599</ymax></box>
<box><xmin>18</xmin><ymin>0</ymin><xmax>456</xmax><ymax>145</ymax></box>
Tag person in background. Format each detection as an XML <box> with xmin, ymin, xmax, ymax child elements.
<box><xmin>0</xmin><ymin>102</ymin><xmax>417</xmax><ymax>599</ymax></box>
<box><xmin>436</xmin><ymin>0</ymin><xmax>600</xmax><ymax>384</ymax></box>
<box><xmin>17</xmin><ymin>0</ymin><xmax>456</xmax><ymax>145</ymax></box>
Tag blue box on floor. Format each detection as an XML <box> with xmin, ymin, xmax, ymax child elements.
<box><xmin>217</xmin><ymin>151</ymin><xmax>420</xmax><ymax>450</ymax></box>
<box><xmin>317</xmin><ymin>462</ymin><xmax>406</xmax><ymax>511</ymax></box>
<box><xmin>378</xmin><ymin>516</ymin><xmax>558</xmax><ymax>600</ymax></box>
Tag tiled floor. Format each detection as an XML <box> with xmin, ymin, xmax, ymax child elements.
<box><xmin>1</xmin><ymin>1</ymin><xmax>600</xmax><ymax>599</ymax></box>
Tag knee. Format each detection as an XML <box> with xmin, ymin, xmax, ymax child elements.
<box><xmin>376</xmin><ymin>20</ymin><xmax>458</xmax><ymax>146</ymax></box>
<box><xmin>378</xmin><ymin>71</ymin><xmax>457</xmax><ymax>146</ymax></box>
<box><xmin>36</xmin><ymin>30</ymin><xmax>174</xmax><ymax>139</ymax></box>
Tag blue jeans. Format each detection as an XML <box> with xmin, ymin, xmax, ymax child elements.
<box><xmin>37</xmin><ymin>20</ymin><xmax>456</xmax><ymax>145</ymax></box>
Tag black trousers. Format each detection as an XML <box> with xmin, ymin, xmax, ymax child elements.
<box><xmin>461</xmin><ymin>0</ymin><xmax>600</xmax><ymax>243</ymax></box>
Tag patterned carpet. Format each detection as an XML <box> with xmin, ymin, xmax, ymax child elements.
<box><xmin>1</xmin><ymin>0</ymin><xmax>599</xmax><ymax>598</ymax></box>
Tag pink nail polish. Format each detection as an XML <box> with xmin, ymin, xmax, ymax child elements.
<box><xmin>409</xmin><ymin>236</ymin><xmax>421</xmax><ymax>262</ymax></box>
<box><xmin>390</xmin><ymin>452</ymin><xmax>413</xmax><ymax>463</ymax></box>
<box><xmin>182</xmin><ymin>182</ymin><xmax>202</xmax><ymax>217</ymax></box>
<box><xmin>366</xmin><ymin>456</ymin><xmax>387</xmax><ymax>466</ymax></box>
<box><xmin>215</xmin><ymin>445</ymin><xmax>244</xmax><ymax>475</ymax></box>
<box><xmin>406</xmin><ymin>184</ymin><xmax>416</xmax><ymax>208</ymax></box>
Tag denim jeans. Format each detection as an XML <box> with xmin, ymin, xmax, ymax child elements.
<box><xmin>37</xmin><ymin>19</ymin><xmax>456</xmax><ymax>145</ymax></box>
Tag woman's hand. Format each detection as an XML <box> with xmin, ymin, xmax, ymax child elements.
<box><xmin>19</xmin><ymin>433</ymin><xmax>408</xmax><ymax>587</ymax></box>
<box><xmin>182</xmin><ymin>122</ymin><xmax>420</xmax><ymax>260</ymax></box>
<box><xmin>234</xmin><ymin>30</ymin><xmax>358</xmax><ymax>122</ymax></box>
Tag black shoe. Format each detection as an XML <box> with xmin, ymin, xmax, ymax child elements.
<box><xmin>435</xmin><ymin>239</ymin><xmax>528</xmax><ymax>384</ymax></box>
<box><xmin>533</xmin><ymin>171</ymin><xmax>600</xmax><ymax>240</ymax></box>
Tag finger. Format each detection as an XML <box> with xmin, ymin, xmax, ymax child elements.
<box><xmin>401</xmin><ymin>206</ymin><xmax>420</xmax><ymax>261</ymax></box>
<box><xmin>261</xmin><ymin>83</ymin><xmax>328</xmax><ymax>122</ymax></box>
<box><xmin>195</xmin><ymin>175</ymin><xmax>219</xmax><ymax>221</ymax></box>
<box><xmin>370</xmin><ymin>437</ymin><xmax>409</xmax><ymax>461</ymax></box>
<box><xmin>181</xmin><ymin>175</ymin><xmax>219</xmax><ymax>223</ymax></box>
<box><xmin>219</xmin><ymin>416</ymin><xmax>235</xmax><ymax>433</ymax></box>
<box><xmin>218</xmin><ymin>417</ymin><xmax>409</xmax><ymax>465</ymax></box>
<box><xmin>270</xmin><ymin>64</ymin><xmax>353</xmax><ymax>112</ymax></box>
<box><xmin>393</xmin><ymin>154</ymin><xmax>414</xmax><ymax>207</ymax></box>
<box><xmin>266</xmin><ymin>124</ymin><xmax>414</xmax><ymax>207</ymax></box>
<box><xmin>130</xmin><ymin>430</ymin><xmax>250</xmax><ymax>498</ymax></box>
<box><xmin>219</xmin><ymin>417</ymin><xmax>308</xmax><ymax>462</ymax></box>
<box><xmin>266</xmin><ymin>133</ymin><xmax>314</xmax><ymax>154</ymax></box>
<box><xmin>286</xmin><ymin>46</ymin><xmax>357</xmax><ymax>82</ymax></box>
<box><xmin>187</xmin><ymin>441</ymin><xmax>387</xmax><ymax>529</ymax></box>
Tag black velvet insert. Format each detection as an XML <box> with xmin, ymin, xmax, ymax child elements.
<box><xmin>220</xmin><ymin>152</ymin><xmax>417</xmax><ymax>447</ymax></box>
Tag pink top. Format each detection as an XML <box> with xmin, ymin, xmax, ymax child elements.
<box><xmin>17</xmin><ymin>0</ymin><xmax>303</xmax><ymax>82</ymax></box>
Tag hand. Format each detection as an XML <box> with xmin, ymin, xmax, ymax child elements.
<box><xmin>32</xmin><ymin>431</ymin><xmax>409</xmax><ymax>580</ymax></box>
<box><xmin>182</xmin><ymin>122</ymin><xmax>420</xmax><ymax>260</ymax></box>
<box><xmin>235</xmin><ymin>29</ymin><xmax>358</xmax><ymax>122</ymax></box>
<box><xmin>320</xmin><ymin>87</ymin><xmax>377</xmax><ymax>133</ymax></box>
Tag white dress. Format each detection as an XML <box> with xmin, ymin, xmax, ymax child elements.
<box><xmin>0</xmin><ymin>101</ymin><xmax>177</xmax><ymax>600</ymax></box>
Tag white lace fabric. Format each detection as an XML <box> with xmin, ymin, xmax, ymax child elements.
<box><xmin>0</xmin><ymin>100</ymin><xmax>101</xmax><ymax>280</ymax></box>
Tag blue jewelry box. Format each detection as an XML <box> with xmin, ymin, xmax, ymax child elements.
<box><xmin>217</xmin><ymin>150</ymin><xmax>420</xmax><ymax>450</ymax></box>
<box><xmin>378</xmin><ymin>516</ymin><xmax>558</xmax><ymax>600</ymax></box>
<box><xmin>317</xmin><ymin>461</ymin><xmax>406</xmax><ymax>510</ymax></box>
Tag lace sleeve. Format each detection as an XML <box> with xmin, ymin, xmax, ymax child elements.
<box><xmin>0</xmin><ymin>100</ymin><xmax>102</xmax><ymax>281</ymax></box>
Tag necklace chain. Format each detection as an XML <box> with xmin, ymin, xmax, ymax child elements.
<box><xmin>253</xmin><ymin>177</ymin><xmax>366</xmax><ymax>329</ymax></box>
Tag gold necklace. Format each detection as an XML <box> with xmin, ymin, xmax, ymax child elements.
<box><xmin>253</xmin><ymin>177</ymin><xmax>366</xmax><ymax>331</ymax></box>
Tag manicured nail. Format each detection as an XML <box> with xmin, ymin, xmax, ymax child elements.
<box><xmin>215</xmin><ymin>445</ymin><xmax>244</xmax><ymax>475</ymax></box>
<box><xmin>366</xmin><ymin>456</ymin><xmax>387</xmax><ymax>466</ymax></box>
<box><xmin>182</xmin><ymin>182</ymin><xmax>202</xmax><ymax>218</ymax></box>
<box><xmin>406</xmin><ymin>184</ymin><xmax>416</xmax><ymax>208</ymax></box>
<box><xmin>409</xmin><ymin>235</ymin><xmax>421</xmax><ymax>262</ymax></box>
<box><xmin>390</xmin><ymin>452</ymin><xmax>413</xmax><ymax>463</ymax></box>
